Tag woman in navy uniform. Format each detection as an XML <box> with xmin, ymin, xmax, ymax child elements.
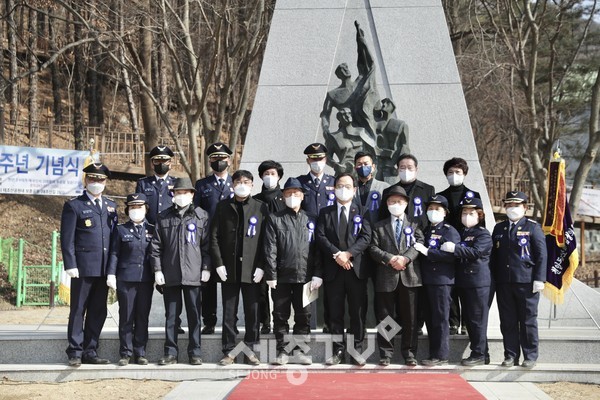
<box><xmin>442</xmin><ymin>197</ymin><xmax>492</xmax><ymax>366</ymax></box>
<box><xmin>60</xmin><ymin>163</ymin><xmax>117</xmax><ymax>366</ymax></box>
<box><xmin>413</xmin><ymin>195</ymin><xmax>460</xmax><ymax>366</ymax></box>
<box><xmin>107</xmin><ymin>193</ymin><xmax>155</xmax><ymax>366</ymax></box>
<box><xmin>490</xmin><ymin>191</ymin><xmax>547</xmax><ymax>369</ymax></box>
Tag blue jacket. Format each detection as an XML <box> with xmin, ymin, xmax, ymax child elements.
<box><xmin>454</xmin><ymin>225</ymin><xmax>492</xmax><ymax>288</ymax></box>
<box><xmin>193</xmin><ymin>174</ymin><xmax>234</xmax><ymax>219</ymax></box>
<box><xmin>420</xmin><ymin>222</ymin><xmax>460</xmax><ymax>285</ymax></box>
<box><xmin>135</xmin><ymin>175</ymin><xmax>176</xmax><ymax>225</ymax></box>
<box><xmin>490</xmin><ymin>218</ymin><xmax>547</xmax><ymax>284</ymax></box>
<box><xmin>107</xmin><ymin>221</ymin><xmax>154</xmax><ymax>282</ymax></box>
<box><xmin>296</xmin><ymin>173</ymin><xmax>336</xmax><ymax>217</ymax></box>
<box><xmin>60</xmin><ymin>193</ymin><xmax>118</xmax><ymax>277</ymax></box>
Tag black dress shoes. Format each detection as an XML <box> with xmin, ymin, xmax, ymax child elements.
<box><xmin>379</xmin><ymin>357</ymin><xmax>391</xmax><ymax>366</ymax></box>
<box><xmin>68</xmin><ymin>357</ymin><xmax>81</xmax><ymax>367</ymax></box>
<box><xmin>201</xmin><ymin>325</ymin><xmax>215</xmax><ymax>334</ymax></box>
<box><xmin>261</xmin><ymin>324</ymin><xmax>271</xmax><ymax>334</ymax></box>
<box><xmin>158</xmin><ymin>355</ymin><xmax>178</xmax><ymax>365</ymax></box>
<box><xmin>521</xmin><ymin>360</ymin><xmax>536</xmax><ymax>369</ymax></box>
<box><xmin>461</xmin><ymin>356</ymin><xmax>485</xmax><ymax>366</ymax></box>
<box><xmin>135</xmin><ymin>356</ymin><xmax>149</xmax><ymax>365</ymax></box>
<box><xmin>177</xmin><ymin>326</ymin><xmax>186</xmax><ymax>335</ymax></box>
<box><xmin>501</xmin><ymin>357</ymin><xmax>515</xmax><ymax>367</ymax></box>
<box><xmin>189</xmin><ymin>356</ymin><xmax>203</xmax><ymax>365</ymax></box>
<box><xmin>405</xmin><ymin>357</ymin><xmax>418</xmax><ymax>367</ymax></box>
<box><xmin>118</xmin><ymin>357</ymin><xmax>130</xmax><ymax>366</ymax></box>
<box><xmin>325</xmin><ymin>351</ymin><xmax>344</xmax><ymax>365</ymax></box>
<box><xmin>82</xmin><ymin>356</ymin><xmax>110</xmax><ymax>364</ymax></box>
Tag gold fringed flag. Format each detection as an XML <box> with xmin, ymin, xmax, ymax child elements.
<box><xmin>541</xmin><ymin>153</ymin><xmax>579</xmax><ymax>304</ymax></box>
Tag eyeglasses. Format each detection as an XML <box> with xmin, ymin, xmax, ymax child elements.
<box><xmin>234</xmin><ymin>180</ymin><xmax>253</xmax><ymax>185</ymax></box>
<box><xmin>335</xmin><ymin>184</ymin><xmax>353</xmax><ymax>190</ymax></box>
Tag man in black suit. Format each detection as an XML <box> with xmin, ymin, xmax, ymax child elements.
<box><xmin>316</xmin><ymin>172</ymin><xmax>372</xmax><ymax>366</ymax></box>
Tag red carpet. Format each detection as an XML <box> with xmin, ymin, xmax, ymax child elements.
<box><xmin>226</xmin><ymin>372</ymin><xmax>484</xmax><ymax>399</ymax></box>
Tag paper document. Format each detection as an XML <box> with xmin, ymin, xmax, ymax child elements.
<box><xmin>302</xmin><ymin>281</ymin><xmax>319</xmax><ymax>307</ymax></box>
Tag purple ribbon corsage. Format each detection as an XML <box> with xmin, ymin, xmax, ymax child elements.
<box><xmin>247</xmin><ymin>216</ymin><xmax>258</xmax><ymax>237</ymax></box>
<box><xmin>307</xmin><ymin>221</ymin><xmax>315</xmax><ymax>242</ymax></box>
<box><xmin>370</xmin><ymin>191</ymin><xmax>381</xmax><ymax>211</ymax></box>
<box><xmin>327</xmin><ymin>192</ymin><xmax>336</xmax><ymax>206</ymax></box>
<box><xmin>404</xmin><ymin>226</ymin><xmax>415</xmax><ymax>246</ymax></box>
<box><xmin>413</xmin><ymin>197</ymin><xmax>423</xmax><ymax>217</ymax></box>
<box><xmin>186</xmin><ymin>223</ymin><xmax>197</xmax><ymax>244</ymax></box>
<box><xmin>353</xmin><ymin>215</ymin><xmax>363</xmax><ymax>236</ymax></box>
<box><xmin>518</xmin><ymin>236</ymin><xmax>530</xmax><ymax>259</ymax></box>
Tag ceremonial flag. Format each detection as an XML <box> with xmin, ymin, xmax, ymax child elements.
<box><xmin>541</xmin><ymin>153</ymin><xmax>579</xmax><ymax>305</ymax></box>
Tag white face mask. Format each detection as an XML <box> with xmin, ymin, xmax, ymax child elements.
<box><xmin>388</xmin><ymin>203</ymin><xmax>407</xmax><ymax>217</ymax></box>
<box><xmin>427</xmin><ymin>210</ymin><xmax>445</xmax><ymax>224</ymax></box>
<box><xmin>262</xmin><ymin>175</ymin><xmax>278</xmax><ymax>190</ymax></box>
<box><xmin>310</xmin><ymin>161</ymin><xmax>325</xmax><ymax>174</ymax></box>
<box><xmin>398</xmin><ymin>170</ymin><xmax>416</xmax><ymax>183</ymax></box>
<box><xmin>285</xmin><ymin>196</ymin><xmax>302</xmax><ymax>209</ymax></box>
<box><xmin>506</xmin><ymin>206</ymin><xmax>525</xmax><ymax>222</ymax></box>
<box><xmin>129</xmin><ymin>208</ymin><xmax>146</xmax><ymax>223</ymax></box>
<box><xmin>461</xmin><ymin>214</ymin><xmax>479</xmax><ymax>228</ymax></box>
<box><xmin>173</xmin><ymin>193</ymin><xmax>193</xmax><ymax>208</ymax></box>
<box><xmin>86</xmin><ymin>182</ymin><xmax>105</xmax><ymax>195</ymax></box>
<box><xmin>447</xmin><ymin>173</ymin><xmax>464</xmax><ymax>187</ymax></box>
<box><xmin>234</xmin><ymin>184</ymin><xmax>252</xmax><ymax>198</ymax></box>
<box><xmin>335</xmin><ymin>187</ymin><xmax>354</xmax><ymax>202</ymax></box>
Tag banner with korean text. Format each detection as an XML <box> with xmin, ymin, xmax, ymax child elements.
<box><xmin>0</xmin><ymin>145</ymin><xmax>88</xmax><ymax>196</ymax></box>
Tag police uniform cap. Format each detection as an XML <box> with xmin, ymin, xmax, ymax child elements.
<box><xmin>282</xmin><ymin>177</ymin><xmax>305</xmax><ymax>193</ymax></box>
<box><xmin>303</xmin><ymin>143</ymin><xmax>328</xmax><ymax>159</ymax></box>
<box><xmin>258</xmin><ymin>160</ymin><xmax>284</xmax><ymax>178</ymax></box>
<box><xmin>206</xmin><ymin>142</ymin><xmax>233</xmax><ymax>157</ymax></box>
<box><xmin>383</xmin><ymin>185</ymin><xmax>409</xmax><ymax>202</ymax></box>
<box><xmin>503</xmin><ymin>191</ymin><xmax>527</xmax><ymax>203</ymax></box>
<box><xmin>172</xmin><ymin>177</ymin><xmax>195</xmax><ymax>192</ymax></box>
<box><xmin>83</xmin><ymin>163</ymin><xmax>110</xmax><ymax>179</ymax></box>
<box><xmin>461</xmin><ymin>197</ymin><xmax>483</xmax><ymax>209</ymax></box>
<box><xmin>149</xmin><ymin>146</ymin><xmax>174</xmax><ymax>160</ymax></box>
<box><xmin>125</xmin><ymin>193</ymin><xmax>148</xmax><ymax>205</ymax></box>
<box><xmin>426</xmin><ymin>194</ymin><xmax>449</xmax><ymax>209</ymax></box>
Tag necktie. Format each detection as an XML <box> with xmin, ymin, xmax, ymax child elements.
<box><xmin>509</xmin><ymin>223</ymin><xmax>515</xmax><ymax>237</ymax></box>
<box><xmin>94</xmin><ymin>198</ymin><xmax>102</xmax><ymax>212</ymax></box>
<box><xmin>339</xmin><ymin>205</ymin><xmax>348</xmax><ymax>249</ymax></box>
<box><xmin>395</xmin><ymin>218</ymin><xmax>402</xmax><ymax>246</ymax></box>
<box><xmin>218</xmin><ymin>178</ymin><xmax>225</xmax><ymax>191</ymax></box>
<box><xmin>314</xmin><ymin>177</ymin><xmax>320</xmax><ymax>187</ymax></box>
<box><xmin>158</xmin><ymin>178</ymin><xmax>164</xmax><ymax>186</ymax></box>
<box><xmin>136</xmin><ymin>224</ymin><xmax>143</xmax><ymax>236</ymax></box>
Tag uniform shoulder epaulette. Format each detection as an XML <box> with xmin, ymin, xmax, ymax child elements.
<box><xmin>137</xmin><ymin>176</ymin><xmax>147</xmax><ymax>182</ymax></box>
<box><xmin>104</xmin><ymin>196</ymin><xmax>116</xmax><ymax>203</ymax></box>
<box><xmin>443</xmin><ymin>223</ymin><xmax>451</xmax><ymax>228</ymax></box>
<box><xmin>527</xmin><ymin>218</ymin><xmax>538</xmax><ymax>224</ymax></box>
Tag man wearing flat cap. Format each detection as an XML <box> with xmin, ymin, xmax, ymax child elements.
<box><xmin>193</xmin><ymin>141</ymin><xmax>235</xmax><ymax>334</ymax></box>
<box><xmin>61</xmin><ymin>163</ymin><xmax>118</xmax><ymax>367</ymax></box>
<box><xmin>136</xmin><ymin>146</ymin><xmax>177</xmax><ymax>225</ymax></box>
<box><xmin>150</xmin><ymin>177</ymin><xmax>211</xmax><ymax>365</ymax></box>
<box><xmin>491</xmin><ymin>191</ymin><xmax>546</xmax><ymax>369</ymax></box>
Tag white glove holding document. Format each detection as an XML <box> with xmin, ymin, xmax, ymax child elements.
<box><xmin>106</xmin><ymin>274</ymin><xmax>117</xmax><ymax>290</ymax></box>
<box><xmin>66</xmin><ymin>268</ymin><xmax>79</xmax><ymax>279</ymax></box>
<box><xmin>267</xmin><ymin>280</ymin><xmax>277</xmax><ymax>289</ymax></box>
<box><xmin>533</xmin><ymin>281</ymin><xmax>545</xmax><ymax>293</ymax></box>
<box><xmin>201</xmin><ymin>270</ymin><xmax>211</xmax><ymax>282</ymax></box>
<box><xmin>310</xmin><ymin>276</ymin><xmax>323</xmax><ymax>291</ymax></box>
<box><xmin>154</xmin><ymin>271</ymin><xmax>165</xmax><ymax>285</ymax></box>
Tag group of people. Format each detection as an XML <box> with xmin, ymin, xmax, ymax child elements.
<box><xmin>60</xmin><ymin>141</ymin><xmax>547</xmax><ymax>369</ymax></box>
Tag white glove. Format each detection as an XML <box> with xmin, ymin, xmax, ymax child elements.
<box><xmin>216</xmin><ymin>266</ymin><xmax>228</xmax><ymax>281</ymax></box>
<box><xmin>310</xmin><ymin>276</ymin><xmax>323</xmax><ymax>291</ymax></box>
<box><xmin>106</xmin><ymin>274</ymin><xmax>117</xmax><ymax>290</ymax></box>
<box><xmin>154</xmin><ymin>271</ymin><xmax>165</xmax><ymax>285</ymax></box>
<box><xmin>253</xmin><ymin>268</ymin><xmax>264</xmax><ymax>283</ymax></box>
<box><xmin>413</xmin><ymin>242</ymin><xmax>428</xmax><ymax>256</ymax></box>
<box><xmin>533</xmin><ymin>281</ymin><xmax>545</xmax><ymax>293</ymax></box>
<box><xmin>66</xmin><ymin>268</ymin><xmax>79</xmax><ymax>278</ymax></box>
<box><xmin>201</xmin><ymin>270</ymin><xmax>211</xmax><ymax>282</ymax></box>
<box><xmin>267</xmin><ymin>280</ymin><xmax>277</xmax><ymax>289</ymax></box>
<box><xmin>440</xmin><ymin>242</ymin><xmax>456</xmax><ymax>253</ymax></box>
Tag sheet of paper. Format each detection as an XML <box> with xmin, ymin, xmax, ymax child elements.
<box><xmin>302</xmin><ymin>281</ymin><xmax>319</xmax><ymax>308</ymax></box>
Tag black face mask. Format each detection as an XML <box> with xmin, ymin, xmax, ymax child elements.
<box><xmin>153</xmin><ymin>163</ymin><xmax>170</xmax><ymax>175</ymax></box>
<box><xmin>211</xmin><ymin>160</ymin><xmax>228</xmax><ymax>173</ymax></box>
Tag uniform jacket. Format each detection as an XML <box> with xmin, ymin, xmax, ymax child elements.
<box><xmin>263</xmin><ymin>208</ymin><xmax>321</xmax><ymax>283</ymax></box>
<box><xmin>150</xmin><ymin>205</ymin><xmax>210</xmax><ymax>286</ymax></box>
<box><xmin>107</xmin><ymin>220</ymin><xmax>154</xmax><ymax>282</ymax></box>
<box><xmin>380</xmin><ymin>179</ymin><xmax>435</xmax><ymax>230</ymax></box>
<box><xmin>358</xmin><ymin>178</ymin><xmax>390</xmax><ymax>225</ymax></box>
<box><xmin>490</xmin><ymin>218</ymin><xmax>547</xmax><ymax>284</ymax></box>
<box><xmin>210</xmin><ymin>196</ymin><xmax>269</xmax><ymax>283</ymax></box>
<box><xmin>60</xmin><ymin>193</ymin><xmax>118</xmax><ymax>277</ymax></box>
<box><xmin>135</xmin><ymin>175</ymin><xmax>176</xmax><ymax>225</ymax></box>
<box><xmin>369</xmin><ymin>216</ymin><xmax>423</xmax><ymax>291</ymax></box>
<box><xmin>454</xmin><ymin>225</ymin><xmax>492</xmax><ymax>288</ymax></box>
<box><xmin>193</xmin><ymin>174</ymin><xmax>234</xmax><ymax>219</ymax></box>
<box><xmin>420</xmin><ymin>222</ymin><xmax>460</xmax><ymax>285</ymax></box>
<box><xmin>297</xmin><ymin>173</ymin><xmax>335</xmax><ymax>217</ymax></box>
<box><xmin>316</xmin><ymin>203</ymin><xmax>372</xmax><ymax>281</ymax></box>
<box><xmin>437</xmin><ymin>185</ymin><xmax>481</xmax><ymax>230</ymax></box>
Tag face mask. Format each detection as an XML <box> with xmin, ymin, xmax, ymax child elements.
<box><xmin>173</xmin><ymin>193</ymin><xmax>193</xmax><ymax>208</ymax></box>
<box><xmin>355</xmin><ymin>165</ymin><xmax>372</xmax><ymax>178</ymax></box>
<box><xmin>335</xmin><ymin>187</ymin><xmax>354</xmax><ymax>202</ymax></box>
<box><xmin>427</xmin><ymin>210</ymin><xmax>445</xmax><ymax>224</ymax></box>
<box><xmin>461</xmin><ymin>214</ymin><xmax>479</xmax><ymax>228</ymax></box>
<box><xmin>129</xmin><ymin>208</ymin><xmax>146</xmax><ymax>223</ymax></box>
<box><xmin>285</xmin><ymin>196</ymin><xmax>302</xmax><ymax>209</ymax></box>
<box><xmin>447</xmin><ymin>173</ymin><xmax>464</xmax><ymax>187</ymax></box>
<box><xmin>210</xmin><ymin>160</ymin><xmax>228</xmax><ymax>173</ymax></box>
<box><xmin>388</xmin><ymin>203</ymin><xmax>407</xmax><ymax>217</ymax></box>
<box><xmin>86</xmin><ymin>182</ymin><xmax>105</xmax><ymax>195</ymax></box>
<box><xmin>506</xmin><ymin>206</ymin><xmax>525</xmax><ymax>222</ymax></box>
<box><xmin>398</xmin><ymin>170</ymin><xmax>416</xmax><ymax>183</ymax></box>
<box><xmin>234</xmin><ymin>184</ymin><xmax>252</xmax><ymax>198</ymax></box>
<box><xmin>154</xmin><ymin>163</ymin><xmax>170</xmax><ymax>175</ymax></box>
<box><xmin>262</xmin><ymin>175</ymin><xmax>278</xmax><ymax>190</ymax></box>
<box><xmin>310</xmin><ymin>161</ymin><xmax>325</xmax><ymax>174</ymax></box>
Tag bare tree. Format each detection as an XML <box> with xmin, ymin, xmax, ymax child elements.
<box><xmin>28</xmin><ymin>6</ymin><xmax>39</xmax><ymax>143</ymax></box>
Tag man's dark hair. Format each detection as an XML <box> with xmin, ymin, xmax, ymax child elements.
<box><xmin>443</xmin><ymin>157</ymin><xmax>469</xmax><ymax>175</ymax></box>
<box><xmin>232</xmin><ymin>169</ymin><xmax>254</xmax><ymax>182</ymax></box>
<box><xmin>258</xmin><ymin>160</ymin><xmax>284</xmax><ymax>178</ymax></box>
<box><xmin>395</xmin><ymin>153</ymin><xmax>418</xmax><ymax>167</ymax></box>
<box><xmin>354</xmin><ymin>151</ymin><xmax>375</xmax><ymax>163</ymax></box>
<box><xmin>334</xmin><ymin>172</ymin><xmax>357</xmax><ymax>187</ymax></box>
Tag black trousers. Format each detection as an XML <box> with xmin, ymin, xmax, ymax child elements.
<box><xmin>325</xmin><ymin>269</ymin><xmax>367</xmax><ymax>354</ymax></box>
<box><xmin>116</xmin><ymin>280</ymin><xmax>154</xmax><ymax>357</ymax></box>
<box><xmin>496</xmin><ymin>283</ymin><xmax>540</xmax><ymax>362</ymax></box>
<box><xmin>376</xmin><ymin>281</ymin><xmax>419</xmax><ymax>359</ymax></box>
<box><xmin>425</xmin><ymin>284</ymin><xmax>452</xmax><ymax>360</ymax></box>
<box><xmin>449</xmin><ymin>286</ymin><xmax>464</xmax><ymax>328</ymax></box>
<box><xmin>202</xmin><ymin>279</ymin><xmax>218</xmax><ymax>327</ymax></box>
<box><xmin>163</xmin><ymin>285</ymin><xmax>202</xmax><ymax>357</ymax></box>
<box><xmin>460</xmin><ymin>286</ymin><xmax>490</xmax><ymax>359</ymax></box>
<box><xmin>221</xmin><ymin>282</ymin><xmax>260</xmax><ymax>355</ymax></box>
<box><xmin>271</xmin><ymin>283</ymin><xmax>311</xmax><ymax>353</ymax></box>
<box><xmin>66</xmin><ymin>276</ymin><xmax>109</xmax><ymax>359</ymax></box>
<box><xmin>258</xmin><ymin>282</ymin><xmax>271</xmax><ymax>328</ymax></box>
